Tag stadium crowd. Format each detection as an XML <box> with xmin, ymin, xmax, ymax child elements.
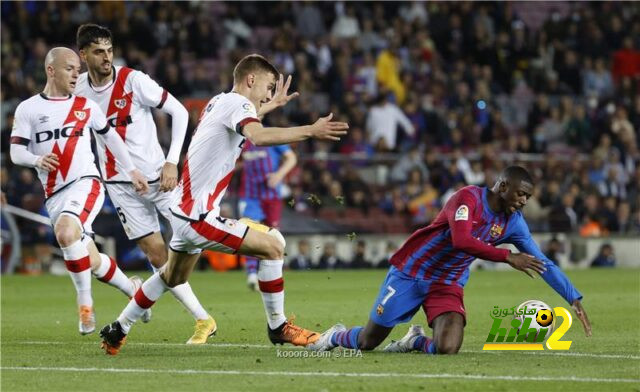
<box><xmin>1</xmin><ymin>2</ymin><xmax>639</xmax><ymax>268</ymax></box>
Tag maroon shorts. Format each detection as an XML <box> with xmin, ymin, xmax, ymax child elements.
<box><xmin>261</xmin><ymin>199</ymin><xmax>282</xmax><ymax>228</ymax></box>
<box><xmin>422</xmin><ymin>282</ymin><xmax>466</xmax><ymax>327</ymax></box>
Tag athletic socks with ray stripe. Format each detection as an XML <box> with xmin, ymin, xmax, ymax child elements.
<box><xmin>331</xmin><ymin>327</ymin><xmax>363</xmax><ymax>349</ymax></box>
<box><xmin>93</xmin><ymin>253</ymin><xmax>135</xmax><ymax>297</ymax></box>
<box><xmin>258</xmin><ymin>259</ymin><xmax>286</xmax><ymax>330</ymax></box>
<box><xmin>61</xmin><ymin>239</ymin><xmax>92</xmax><ymax>307</ymax></box>
<box><xmin>150</xmin><ymin>265</ymin><xmax>209</xmax><ymax>321</ymax></box>
<box><xmin>117</xmin><ymin>272</ymin><xmax>168</xmax><ymax>334</ymax></box>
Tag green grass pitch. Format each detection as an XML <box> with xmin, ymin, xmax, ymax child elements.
<box><xmin>2</xmin><ymin>268</ymin><xmax>639</xmax><ymax>391</ymax></box>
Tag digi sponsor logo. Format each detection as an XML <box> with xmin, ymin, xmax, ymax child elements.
<box><xmin>35</xmin><ymin>127</ymin><xmax>84</xmax><ymax>143</ymax></box>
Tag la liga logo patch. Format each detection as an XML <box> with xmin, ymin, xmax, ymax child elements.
<box><xmin>455</xmin><ymin>205</ymin><xmax>469</xmax><ymax>221</ymax></box>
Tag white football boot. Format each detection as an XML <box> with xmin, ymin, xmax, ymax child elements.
<box><xmin>306</xmin><ymin>324</ymin><xmax>346</xmax><ymax>351</ymax></box>
<box><xmin>383</xmin><ymin>324</ymin><xmax>426</xmax><ymax>353</ymax></box>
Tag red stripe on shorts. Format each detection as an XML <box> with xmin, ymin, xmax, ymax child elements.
<box><xmin>190</xmin><ymin>219</ymin><xmax>244</xmax><ymax>251</ymax></box>
<box><xmin>79</xmin><ymin>179</ymin><xmax>101</xmax><ymax>224</ymax></box>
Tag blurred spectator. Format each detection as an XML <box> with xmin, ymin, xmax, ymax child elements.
<box><xmin>348</xmin><ymin>240</ymin><xmax>370</xmax><ymax>269</ymax></box>
<box><xmin>365</xmin><ymin>93</ymin><xmax>415</xmax><ymax>152</ymax></box>
<box><xmin>289</xmin><ymin>239</ymin><xmax>312</xmax><ymax>270</ymax></box>
<box><xmin>543</xmin><ymin>238</ymin><xmax>562</xmax><ymax>266</ymax></box>
<box><xmin>317</xmin><ymin>242</ymin><xmax>345</xmax><ymax>269</ymax></box>
<box><xmin>590</xmin><ymin>243</ymin><xmax>616</xmax><ymax>267</ymax></box>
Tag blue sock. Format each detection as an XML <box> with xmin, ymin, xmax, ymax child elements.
<box><xmin>413</xmin><ymin>336</ymin><xmax>437</xmax><ymax>354</ymax></box>
<box><xmin>246</xmin><ymin>258</ymin><xmax>259</xmax><ymax>275</ymax></box>
<box><xmin>330</xmin><ymin>327</ymin><xmax>362</xmax><ymax>349</ymax></box>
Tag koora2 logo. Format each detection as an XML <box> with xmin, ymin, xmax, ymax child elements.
<box><xmin>483</xmin><ymin>299</ymin><xmax>573</xmax><ymax>351</ymax></box>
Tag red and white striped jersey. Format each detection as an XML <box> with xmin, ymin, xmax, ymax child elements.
<box><xmin>11</xmin><ymin>93</ymin><xmax>108</xmax><ymax>197</ymax></box>
<box><xmin>75</xmin><ymin>66</ymin><xmax>168</xmax><ymax>183</ymax></box>
<box><xmin>171</xmin><ymin>92</ymin><xmax>260</xmax><ymax>221</ymax></box>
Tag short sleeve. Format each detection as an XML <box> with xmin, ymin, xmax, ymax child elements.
<box><xmin>229</xmin><ymin>98</ymin><xmax>260</xmax><ymax>135</ymax></box>
<box><xmin>10</xmin><ymin>103</ymin><xmax>32</xmax><ymax>145</ymax></box>
<box><xmin>131</xmin><ymin>71</ymin><xmax>167</xmax><ymax>109</ymax></box>
<box><xmin>88</xmin><ymin>100</ymin><xmax>110</xmax><ymax>134</ymax></box>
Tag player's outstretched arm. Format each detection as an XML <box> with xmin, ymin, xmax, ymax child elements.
<box><xmin>243</xmin><ymin>113</ymin><xmax>348</xmax><ymax>146</ymax></box>
<box><xmin>258</xmin><ymin>73</ymin><xmax>299</xmax><ymax>118</ymax></box>
<box><xmin>571</xmin><ymin>299</ymin><xmax>592</xmax><ymax>337</ymax></box>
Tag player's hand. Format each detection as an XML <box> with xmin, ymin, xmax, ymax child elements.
<box><xmin>505</xmin><ymin>252</ymin><xmax>546</xmax><ymax>278</ymax></box>
<box><xmin>128</xmin><ymin>169</ymin><xmax>149</xmax><ymax>195</ymax></box>
<box><xmin>571</xmin><ymin>300</ymin><xmax>592</xmax><ymax>337</ymax></box>
<box><xmin>258</xmin><ymin>74</ymin><xmax>299</xmax><ymax>117</ymax></box>
<box><xmin>159</xmin><ymin>162</ymin><xmax>178</xmax><ymax>192</ymax></box>
<box><xmin>266</xmin><ymin>172</ymin><xmax>283</xmax><ymax>189</ymax></box>
<box><xmin>311</xmin><ymin>113</ymin><xmax>349</xmax><ymax>141</ymax></box>
<box><xmin>35</xmin><ymin>153</ymin><xmax>59</xmax><ymax>172</ymax></box>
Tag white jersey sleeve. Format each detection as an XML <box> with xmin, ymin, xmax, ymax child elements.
<box><xmin>130</xmin><ymin>71</ymin><xmax>167</xmax><ymax>109</ymax></box>
<box><xmin>227</xmin><ymin>97</ymin><xmax>259</xmax><ymax>135</ymax></box>
<box><xmin>10</xmin><ymin>102</ymin><xmax>33</xmax><ymax>143</ymax></box>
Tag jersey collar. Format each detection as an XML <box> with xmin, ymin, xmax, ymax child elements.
<box><xmin>39</xmin><ymin>93</ymin><xmax>72</xmax><ymax>101</ymax></box>
<box><xmin>88</xmin><ymin>66</ymin><xmax>117</xmax><ymax>93</ymax></box>
<box><xmin>482</xmin><ymin>187</ymin><xmax>506</xmax><ymax>219</ymax></box>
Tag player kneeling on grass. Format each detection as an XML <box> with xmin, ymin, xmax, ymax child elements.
<box><xmin>99</xmin><ymin>54</ymin><xmax>349</xmax><ymax>355</ymax></box>
<box><xmin>308</xmin><ymin>166</ymin><xmax>592</xmax><ymax>354</ymax></box>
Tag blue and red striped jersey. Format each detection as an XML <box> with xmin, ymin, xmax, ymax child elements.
<box><xmin>239</xmin><ymin>141</ymin><xmax>291</xmax><ymax>200</ymax></box>
<box><xmin>390</xmin><ymin>185</ymin><xmax>582</xmax><ymax>304</ymax></box>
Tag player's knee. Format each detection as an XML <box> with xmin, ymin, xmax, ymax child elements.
<box><xmin>435</xmin><ymin>338</ymin><xmax>461</xmax><ymax>355</ymax></box>
<box><xmin>264</xmin><ymin>236</ymin><xmax>284</xmax><ymax>260</ymax></box>
<box><xmin>54</xmin><ymin>224</ymin><xmax>80</xmax><ymax>247</ymax></box>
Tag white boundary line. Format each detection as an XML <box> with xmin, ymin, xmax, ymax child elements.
<box><xmin>14</xmin><ymin>341</ymin><xmax>640</xmax><ymax>360</ymax></box>
<box><xmin>1</xmin><ymin>366</ymin><xmax>638</xmax><ymax>383</ymax></box>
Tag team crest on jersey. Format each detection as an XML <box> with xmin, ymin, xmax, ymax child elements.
<box><xmin>376</xmin><ymin>304</ymin><xmax>384</xmax><ymax>315</ymax></box>
<box><xmin>242</xmin><ymin>103</ymin><xmax>252</xmax><ymax>111</ymax></box>
<box><xmin>490</xmin><ymin>224</ymin><xmax>503</xmax><ymax>238</ymax></box>
<box><xmin>455</xmin><ymin>205</ymin><xmax>469</xmax><ymax>221</ymax></box>
<box><xmin>74</xmin><ymin>110</ymin><xmax>86</xmax><ymax>121</ymax></box>
<box><xmin>114</xmin><ymin>98</ymin><xmax>128</xmax><ymax>109</ymax></box>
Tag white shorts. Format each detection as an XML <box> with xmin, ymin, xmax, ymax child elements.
<box><xmin>45</xmin><ymin>177</ymin><xmax>105</xmax><ymax>235</ymax></box>
<box><xmin>105</xmin><ymin>181</ymin><xmax>173</xmax><ymax>241</ymax></box>
<box><xmin>169</xmin><ymin>212</ymin><xmax>249</xmax><ymax>255</ymax></box>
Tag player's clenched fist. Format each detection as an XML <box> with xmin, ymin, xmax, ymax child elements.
<box><xmin>129</xmin><ymin>169</ymin><xmax>149</xmax><ymax>195</ymax></box>
<box><xmin>311</xmin><ymin>113</ymin><xmax>349</xmax><ymax>141</ymax></box>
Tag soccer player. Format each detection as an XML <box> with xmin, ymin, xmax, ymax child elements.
<box><xmin>74</xmin><ymin>24</ymin><xmax>213</xmax><ymax>344</ymax></box>
<box><xmin>10</xmin><ymin>47</ymin><xmax>150</xmax><ymax>335</ymax></box>
<box><xmin>239</xmin><ymin>137</ymin><xmax>298</xmax><ymax>290</ymax></box>
<box><xmin>99</xmin><ymin>54</ymin><xmax>348</xmax><ymax>355</ymax></box>
<box><xmin>308</xmin><ymin>166</ymin><xmax>592</xmax><ymax>354</ymax></box>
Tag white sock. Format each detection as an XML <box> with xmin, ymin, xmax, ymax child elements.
<box><xmin>93</xmin><ymin>254</ymin><xmax>135</xmax><ymax>297</ymax></box>
<box><xmin>117</xmin><ymin>272</ymin><xmax>168</xmax><ymax>334</ymax></box>
<box><xmin>258</xmin><ymin>259</ymin><xmax>286</xmax><ymax>329</ymax></box>
<box><xmin>61</xmin><ymin>239</ymin><xmax>92</xmax><ymax>307</ymax></box>
<box><xmin>169</xmin><ymin>282</ymin><xmax>209</xmax><ymax>320</ymax></box>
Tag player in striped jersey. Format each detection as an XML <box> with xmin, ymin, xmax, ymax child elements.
<box><xmin>74</xmin><ymin>24</ymin><xmax>213</xmax><ymax>344</ymax></box>
<box><xmin>10</xmin><ymin>47</ymin><xmax>150</xmax><ymax>335</ymax></box>
<box><xmin>99</xmin><ymin>54</ymin><xmax>349</xmax><ymax>355</ymax></box>
<box><xmin>239</xmin><ymin>141</ymin><xmax>297</xmax><ymax>290</ymax></box>
<box><xmin>309</xmin><ymin>166</ymin><xmax>592</xmax><ymax>354</ymax></box>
